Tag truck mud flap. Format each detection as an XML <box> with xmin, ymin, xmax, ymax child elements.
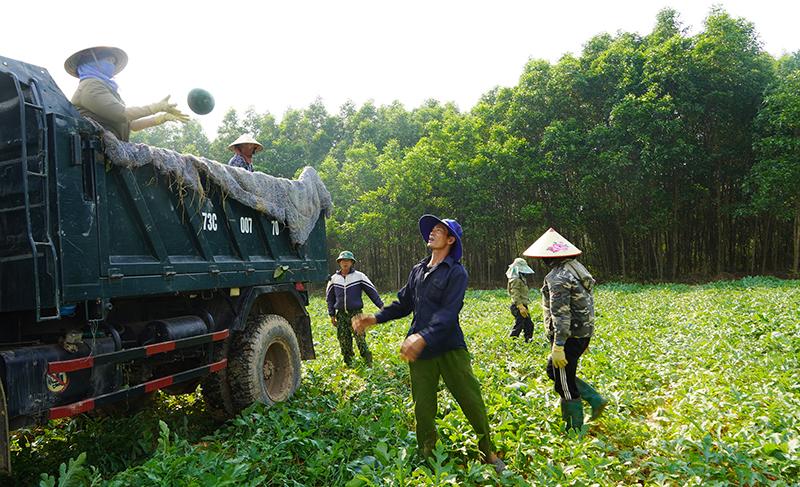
<box><xmin>48</xmin><ymin>359</ymin><xmax>227</xmax><ymax>420</ymax></box>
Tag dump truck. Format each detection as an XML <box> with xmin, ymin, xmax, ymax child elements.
<box><xmin>0</xmin><ymin>55</ymin><xmax>332</xmax><ymax>473</ymax></box>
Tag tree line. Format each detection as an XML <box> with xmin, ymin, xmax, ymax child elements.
<box><xmin>133</xmin><ymin>7</ymin><xmax>800</xmax><ymax>288</ymax></box>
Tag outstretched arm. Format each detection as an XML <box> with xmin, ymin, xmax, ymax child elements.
<box><xmin>130</xmin><ymin>112</ymin><xmax>188</xmax><ymax>131</ymax></box>
<box><xmin>353</xmin><ymin>269</ymin><xmax>415</xmax><ymax>333</ymax></box>
<box><xmin>126</xmin><ymin>95</ymin><xmax>186</xmax><ymax>121</ymax></box>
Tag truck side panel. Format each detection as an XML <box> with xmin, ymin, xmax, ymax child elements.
<box><xmin>59</xmin><ymin>151</ymin><xmax>328</xmax><ymax>301</ymax></box>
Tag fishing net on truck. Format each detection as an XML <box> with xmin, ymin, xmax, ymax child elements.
<box><xmin>97</xmin><ymin>127</ymin><xmax>333</xmax><ymax>246</ymax></box>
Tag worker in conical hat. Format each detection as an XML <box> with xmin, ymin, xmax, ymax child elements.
<box><xmin>66</xmin><ymin>46</ymin><xmax>188</xmax><ymax>141</ymax></box>
<box><xmin>524</xmin><ymin>228</ymin><xmax>607</xmax><ymax>433</ymax></box>
<box><xmin>227</xmin><ymin>134</ymin><xmax>264</xmax><ymax>172</ymax></box>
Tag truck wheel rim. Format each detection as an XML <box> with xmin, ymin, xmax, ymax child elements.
<box><xmin>263</xmin><ymin>340</ymin><xmax>293</xmax><ymax>402</ymax></box>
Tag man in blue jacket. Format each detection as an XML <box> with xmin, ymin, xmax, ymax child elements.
<box><xmin>326</xmin><ymin>250</ymin><xmax>384</xmax><ymax>366</ymax></box>
<box><xmin>353</xmin><ymin>215</ymin><xmax>505</xmax><ymax>473</ymax></box>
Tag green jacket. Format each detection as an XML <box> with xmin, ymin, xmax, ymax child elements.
<box><xmin>541</xmin><ymin>259</ymin><xmax>595</xmax><ymax>344</ymax></box>
<box><xmin>71</xmin><ymin>78</ymin><xmax>152</xmax><ymax>141</ymax></box>
<box><xmin>507</xmin><ymin>277</ymin><xmax>530</xmax><ymax>306</ymax></box>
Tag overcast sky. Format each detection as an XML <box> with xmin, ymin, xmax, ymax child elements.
<box><xmin>3</xmin><ymin>0</ymin><xmax>798</xmax><ymax>138</ymax></box>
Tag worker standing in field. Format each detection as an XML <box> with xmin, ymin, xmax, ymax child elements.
<box><xmin>326</xmin><ymin>251</ymin><xmax>383</xmax><ymax>367</ymax></box>
<box><xmin>66</xmin><ymin>46</ymin><xmax>188</xmax><ymax>141</ymax></box>
<box><xmin>506</xmin><ymin>257</ymin><xmax>535</xmax><ymax>342</ymax></box>
<box><xmin>352</xmin><ymin>215</ymin><xmax>506</xmax><ymax>473</ymax></box>
<box><xmin>523</xmin><ymin>228</ymin><xmax>608</xmax><ymax>433</ymax></box>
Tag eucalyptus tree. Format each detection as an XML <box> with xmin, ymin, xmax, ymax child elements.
<box><xmin>749</xmin><ymin>59</ymin><xmax>800</xmax><ymax>275</ymax></box>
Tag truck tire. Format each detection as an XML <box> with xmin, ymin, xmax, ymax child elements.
<box><xmin>201</xmin><ymin>339</ymin><xmax>236</xmax><ymax>420</ymax></box>
<box><xmin>228</xmin><ymin>314</ymin><xmax>301</xmax><ymax>411</ymax></box>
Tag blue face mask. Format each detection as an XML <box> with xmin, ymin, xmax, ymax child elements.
<box><xmin>76</xmin><ymin>60</ymin><xmax>119</xmax><ymax>92</ymax></box>
<box><xmin>94</xmin><ymin>60</ymin><xmax>116</xmax><ymax>78</ymax></box>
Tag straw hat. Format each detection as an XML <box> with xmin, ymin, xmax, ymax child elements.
<box><xmin>523</xmin><ymin>228</ymin><xmax>582</xmax><ymax>258</ymax></box>
<box><xmin>65</xmin><ymin>46</ymin><xmax>128</xmax><ymax>77</ymax></box>
<box><xmin>228</xmin><ymin>134</ymin><xmax>264</xmax><ymax>153</ymax></box>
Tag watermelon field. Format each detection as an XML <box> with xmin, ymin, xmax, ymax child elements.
<box><xmin>10</xmin><ymin>277</ymin><xmax>800</xmax><ymax>486</ymax></box>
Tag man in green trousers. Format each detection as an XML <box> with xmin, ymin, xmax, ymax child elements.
<box><xmin>326</xmin><ymin>250</ymin><xmax>384</xmax><ymax>366</ymax></box>
<box><xmin>353</xmin><ymin>215</ymin><xmax>505</xmax><ymax>473</ymax></box>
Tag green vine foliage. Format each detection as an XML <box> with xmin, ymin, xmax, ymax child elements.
<box><xmin>9</xmin><ymin>277</ymin><xmax>799</xmax><ymax>486</ymax></box>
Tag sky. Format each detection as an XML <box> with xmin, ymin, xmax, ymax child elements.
<box><xmin>2</xmin><ymin>0</ymin><xmax>798</xmax><ymax>139</ymax></box>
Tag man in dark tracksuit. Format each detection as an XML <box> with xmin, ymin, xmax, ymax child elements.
<box><xmin>524</xmin><ymin>228</ymin><xmax>608</xmax><ymax>432</ymax></box>
<box><xmin>353</xmin><ymin>215</ymin><xmax>505</xmax><ymax>473</ymax></box>
<box><xmin>326</xmin><ymin>251</ymin><xmax>384</xmax><ymax>366</ymax></box>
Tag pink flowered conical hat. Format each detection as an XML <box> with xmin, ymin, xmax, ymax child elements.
<box><xmin>523</xmin><ymin>228</ymin><xmax>582</xmax><ymax>258</ymax></box>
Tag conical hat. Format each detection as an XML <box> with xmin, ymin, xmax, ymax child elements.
<box><xmin>65</xmin><ymin>46</ymin><xmax>128</xmax><ymax>77</ymax></box>
<box><xmin>523</xmin><ymin>228</ymin><xmax>582</xmax><ymax>258</ymax></box>
<box><xmin>228</xmin><ymin>134</ymin><xmax>264</xmax><ymax>153</ymax></box>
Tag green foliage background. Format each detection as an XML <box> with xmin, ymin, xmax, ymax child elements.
<box><xmin>133</xmin><ymin>8</ymin><xmax>800</xmax><ymax>286</ymax></box>
<box><xmin>10</xmin><ymin>277</ymin><xmax>800</xmax><ymax>485</ymax></box>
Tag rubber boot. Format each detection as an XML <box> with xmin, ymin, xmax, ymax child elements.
<box><xmin>576</xmin><ymin>378</ymin><xmax>608</xmax><ymax>421</ymax></box>
<box><xmin>560</xmin><ymin>399</ymin><xmax>584</xmax><ymax>433</ymax></box>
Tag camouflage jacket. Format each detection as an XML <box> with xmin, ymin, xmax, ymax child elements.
<box><xmin>541</xmin><ymin>259</ymin><xmax>595</xmax><ymax>344</ymax></box>
<box><xmin>507</xmin><ymin>277</ymin><xmax>530</xmax><ymax>306</ymax></box>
